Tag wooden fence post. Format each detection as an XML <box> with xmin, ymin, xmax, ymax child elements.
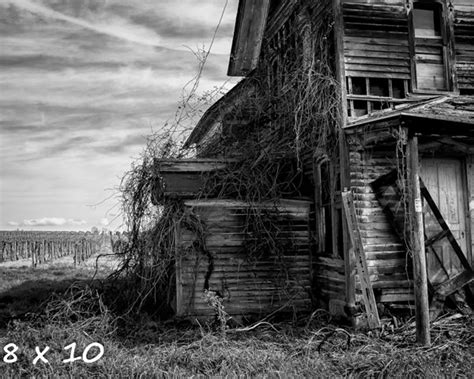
<box><xmin>408</xmin><ymin>135</ymin><xmax>430</xmax><ymax>346</ymax></box>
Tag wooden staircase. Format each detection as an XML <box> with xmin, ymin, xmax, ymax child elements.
<box><xmin>371</xmin><ymin>169</ymin><xmax>474</xmax><ymax>304</ymax></box>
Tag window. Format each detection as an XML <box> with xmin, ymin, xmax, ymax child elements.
<box><xmin>392</xmin><ymin>79</ymin><xmax>406</xmax><ymax>99</ymax></box>
<box><xmin>411</xmin><ymin>1</ymin><xmax>449</xmax><ymax>91</ymax></box>
<box><xmin>346</xmin><ymin>77</ymin><xmax>408</xmax><ymax>118</ymax></box>
<box><xmin>413</xmin><ymin>4</ymin><xmax>442</xmax><ymax>37</ymax></box>
<box><xmin>369</xmin><ymin>78</ymin><xmax>389</xmax><ymax>97</ymax></box>
<box><xmin>351</xmin><ymin>77</ymin><xmax>366</xmax><ymax>96</ymax></box>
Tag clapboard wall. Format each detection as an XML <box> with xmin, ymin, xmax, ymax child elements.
<box><xmin>342</xmin><ymin>0</ymin><xmax>410</xmax><ymax>80</ymax></box>
<box><xmin>453</xmin><ymin>1</ymin><xmax>474</xmax><ymax>93</ymax></box>
<box><xmin>341</xmin><ymin>0</ymin><xmax>474</xmax><ymax>93</ymax></box>
<box><xmin>175</xmin><ymin>199</ymin><xmax>312</xmax><ymax>318</ymax></box>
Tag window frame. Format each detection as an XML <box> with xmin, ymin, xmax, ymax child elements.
<box><xmin>346</xmin><ymin>77</ymin><xmax>409</xmax><ymax>119</ymax></box>
<box><xmin>408</xmin><ymin>0</ymin><xmax>457</xmax><ymax>93</ymax></box>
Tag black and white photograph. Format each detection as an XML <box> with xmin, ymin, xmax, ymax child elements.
<box><xmin>1</xmin><ymin>0</ymin><xmax>473</xmax><ymax>377</ymax></box>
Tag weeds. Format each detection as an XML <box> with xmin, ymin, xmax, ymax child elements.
<box><xmin>203</xmin><ymin>289</ymin><xmax>231</xmax><ymax>338</ymax></box>
<box><xmin>1</xmin><ymin>266</ymin><xmax>472</xmax><ymax>377</ymax></box>
<box><xmin>1</xmin><ymin>298</ymin><xmax>472</xmax><ymax>378</ymax></box>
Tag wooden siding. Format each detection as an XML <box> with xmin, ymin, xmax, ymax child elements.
<box><xmin>264</xmin><ymin>0</ymin><xmax>299</xmax><ymax>41</ymax></box>
<box><xmin>349</xmin><ymin>149</ymin><xmax>414</xmax><ymax>304</ymax></box>
<box><xmin>468</xmin><ymin>155</ymin><xmax>474</xmax><ymax>265</ymax></box>
<box><xmin>342</xmin><ymin>1</ymin><xmax>410</xmax><ymax>80</ymax></box>
<box><xmin>175</xmin><ymin>199</ymin><xmax>312</xmax><ymax>318</ymax></box>
<box><xmin>314</xmin><ymin>256</ymin><xmax>346</xmax><ymax>304</ymax></box>
<box><xmin>453</xmin><ymin>4</ymin><xmax>474</xmax><ymax>92</ymax></box>
<box><xmin>152</xmin><ymin>159</ymin><xmax>234</xmax><ymax>200</ymax></box>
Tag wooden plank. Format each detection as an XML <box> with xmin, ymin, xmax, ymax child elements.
<box><xmin>344</xmin><ymin>21</ymin><xmax>408</xmax><ymax>32</ymax></box>
<box><xmin>345</xmin><ymin>57</ymin><xmax>410</xmax><ymax>67</ymax></box>
<box><xmin>345</xmin><ymin>63</ymin><xmax>410</xmax><ymax>73</ymax></box>
<box><xmin>407</xmin><ymin>137</ymin><xmax>430</xmax><ymax>346</ymax></box>
<box><xmin>356</xmin><ymin>279</ymin><xmax>413</xmax><ymax>290</ymax></box>
<box><xmin>420</xmin><ymin>181</ymin><xmax>472</xmax><ymax>270</ymax></box>
<box><xmin>228</xmin><ymin>0</ymin><xmax>271</xmax><ymax>76</ymax></box>
<box><xmin>316</xmin><ymin>256</ymin><xmax>345</xmax><ymax>269</ymax></box>
<box><xmin>345</xmin><ymin>50</ymin><xmax>409</xmax><ymax>59</ymax></box>
<box><xmin>344</xmin><ymin>36</ymin><xmax>410</xmax><ymax>47</ymax></box>
<box><xmin>342</xmin><ymin>191</ymin><xmax>380</xmax><ymax>328</ymax></box>
<box><xmin>155</xmin><ymin>159</ymin><xmax>233</xmax><ymax>172</ymax></box>
<box><xmin>345</xmin><ymin>70</ymin><xmax>410</xmax><ymax>79</ymax></box>
<box><xmin>433</xmin><ymin>271</ymin><xmax>474</xmax><ymax>297</ymax></box>
<box><xmin>377</xmin><ymin>293</ymin><xmax>415</xmax><ymax>303</ymax></box>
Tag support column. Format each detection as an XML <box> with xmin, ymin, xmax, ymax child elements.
<box><xmin>333</xmin><ymin>0</ymin><xmax>355</xmax><ymax>319</ymax></box>
<box><xmin>407</xmin><ymin>135</ymin><xmax>430</xmax><ymax>346</ymax></box>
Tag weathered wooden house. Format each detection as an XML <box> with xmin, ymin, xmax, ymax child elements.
<box><xmin>156</xmin><ymin>0</ymin><xmax>474</xmax><ymax>331</ymax></box>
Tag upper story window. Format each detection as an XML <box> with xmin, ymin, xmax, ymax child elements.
<box><xmin>346</xmin><ymin>77</ymin><xmax>408</xmax><ymax>118</ymax></box>
<box><xmin>411</xmin><ymin>1</ymin><xmax>450</xmax><ymax>91</ymax></box>
<box><xmin>413</xmin><ymin>3</ymin><xmax>442</xmax><ymax>37</ymax></box>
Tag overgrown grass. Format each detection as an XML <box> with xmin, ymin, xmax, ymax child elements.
<box><xmin>1</xmin><ymin>283</ymin><xmax>472</xmax><ymax>378</ymax></box>
<box><xmin>1</xmin><ymin>261</ymin><xmax>471</xmax><ymax>377</ymax></box>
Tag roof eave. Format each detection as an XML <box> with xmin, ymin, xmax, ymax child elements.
<box><xmin>227</xmin><ymin>0</ymin><xmax>270</xmax><ymax>77</ymax></box>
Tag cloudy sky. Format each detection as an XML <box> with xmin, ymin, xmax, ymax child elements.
<box><xmin>0</xmin><ymin>0</ymin><xmax>239</xmax><ymax>231</ymax></box>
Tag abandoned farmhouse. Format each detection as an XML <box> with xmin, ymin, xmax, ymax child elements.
<box><xmin>152</xmin><ymin>0</ymin><xmax>474</xmax><ymax>334</ymax></box>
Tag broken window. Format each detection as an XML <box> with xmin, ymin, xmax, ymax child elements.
<box><xmin>369</xmin><ymin>78</ymin><xmax>389</xmax><ymax>98</ymax></box>
<box><xmin>392</xmin><ymin>79</ymin><xmax>406</xmax><ymax>99</ymax></box>
<box><xmin>346</xmin><ymin>77</ymin><xmax>408</xmax><ymax>118</ymax></box>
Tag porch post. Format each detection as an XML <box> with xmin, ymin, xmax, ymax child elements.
<box><xmin>332</xmin><ymin>0</ymin><xmax>355</xmax><ymax>319</ymax></box>
<box><xmin>407</xmin><ymin>135</ymin><xmax>431</xmax><ymax>346</ymax></box>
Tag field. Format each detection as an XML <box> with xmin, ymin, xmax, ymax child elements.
<box><xmin>0</xmin><ymin>234</ymin><xmax>472</xmax><ymax>377</ymax></box>
<box><xmin>0</xmin><ymin>230</ymin><xmax>108</xmax><ymax>267</ymax></box>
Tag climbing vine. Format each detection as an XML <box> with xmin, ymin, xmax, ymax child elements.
<box><xmin>115</xmin><ymin>0</ymin><xmax>343</xmax><ymax>316</ymax></box>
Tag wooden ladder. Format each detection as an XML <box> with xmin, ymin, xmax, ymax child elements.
<box><xmin>342</xmin><ymin>191</ymin><xmax>381</xmax><ymax>329</ymax></box>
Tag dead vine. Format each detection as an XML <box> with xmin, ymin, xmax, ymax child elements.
<box><xmin>115</xmin><ymin>3</ymin><xmax>342</xmax><ymax>318</ymax></box>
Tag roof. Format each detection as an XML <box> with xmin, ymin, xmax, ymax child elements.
<box><xmin>183</xmin><ymin>78</ymin><xmax>255</xmax><ymax>148</ymax></box>
<box><xmin>346</xmin><ymin>96</ymin><xmax>474</xmax><ymax>135</ymax></box>
<box><xmin>403</xmin><ymin>96</ymin><xmax>474</xmax><ymax>125</ymax></box>
<box><xmin>227</xmin><ymin>0</ymin><xmax>270</xmax><ymax>76</ymax></box>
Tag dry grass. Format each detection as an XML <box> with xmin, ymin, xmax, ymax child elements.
<box><xmin>0</xmin><ymin>282</ymin><xmax>472</xmax><ymax>378</ymax></box>
<box><xmin>1</xmin><ymin>259</ymin><xmax>472</xmax><ymax>377</ymax></box>
<box><xmin>1</xmin><ymin>318</ymin><xmax>472</xmax><ymax>378</ymax></box>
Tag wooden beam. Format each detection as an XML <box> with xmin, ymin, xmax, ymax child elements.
<box><xmin>333</xmin><ymin>0</ymin><xmax>354</xmax><ymax>315</ymax></box>
<box><xmin>333</xmin><ymin>0</ymin><xmax>348</xmax><ymax>123</ymax></box>
<box><xmin>227</xmin><ymin>0</ymin><xmax>271</xmax><ymax>76</ymax></box>
<box><xmin>433</xmin><ymin>271</ymin><xmax>474</xmax><ymax>298</ymax></box>
<box><xmin>445</xmin><ymin>1</ymin><xmax>457</xmax><ymax>93</ymax></box>
<box><xmin>407</xmin><ymin>136</ymin><xmax>431</xmax><ymax>346</ymax></box>
<box><xmin>313</xmin><ymin>161</ymin><xmax>324</xmax><ymax>253</ymax></box>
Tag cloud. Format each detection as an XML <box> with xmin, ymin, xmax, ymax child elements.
<box><xmin>0</xmin><ymin>0</ymin><xmax>238</xmax><ymax>231</ymax></box>
<box><xmin>5</xmin><ymin>0</ymin><xmax>235</xmax><ymax>55</ymax></box>
<box><xmin>100</xmin><ymin>218</ymin><xmax>109</xmax><ymax>226</ymax></box>
<box><xmin>16</xmin><ymin>217</ymin><xmax>88</xmax><ymax>227</ymax></box>
<box><xmin>6</xmin><ymin>0</ymin><xmax>164</xmax><ymax>48</ymax></box>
